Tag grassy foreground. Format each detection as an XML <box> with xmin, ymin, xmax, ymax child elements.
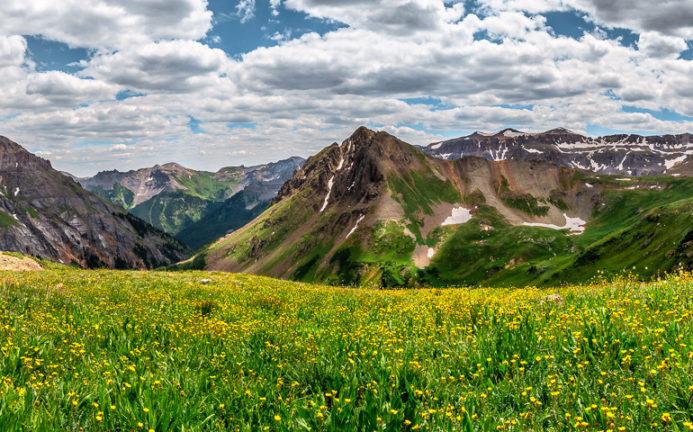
<box><xmin>0</xmin><ymin>270</ymin><xmax>691</xmax><ymax>431</ymax></box>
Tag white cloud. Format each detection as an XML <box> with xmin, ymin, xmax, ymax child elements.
<box><xmin>81</xmin><ymin>40</ymin><xmax>231</xmax><ymax>93</ymax></box>
<box><xmin>236</xmin><ymin>0</ymin><xmax>257</xmax><ymax>24</ymax></box>
<box><xmin>0</xmin><ymin>35</ymin><xmax>27</xmax><ymax>67</ymax></box>
<box><xmin>0</xmin><ymin>0</ymin><xmax>212</xmax><ymax>49</ymax></box>
<box><xmin>0</xmin><ymin>0</ymin><xmax>691</xmax><ymax>176</ymax></box>
<box><xmin>638</xmin><ymin>32</ymin><xmax>688</xmax><ymax>58</ymax></box>
<box><xmin>283</xmin><ymin>0</ymin><xmax>465</xmax><ymax>34</ymax></box>
<box><xmin>270</xmin><ymin>0</ymin><xmax>283</xmax><ymax>16</ymax></box>
<box><xmin>569</xmin><ymin>0</ymin><xmax>693</xmax><ymax>39</ymax></box>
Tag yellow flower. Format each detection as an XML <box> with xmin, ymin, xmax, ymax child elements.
<box><xmin>661</xmin><ymin>412</ymin><xmax>672</xmax><ymax>423</ymax></box>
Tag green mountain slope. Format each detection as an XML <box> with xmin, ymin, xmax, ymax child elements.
<box><xmin>187</xmin><ymin>127</ymin><xmax>692</xmax><ymax>287</ymax></box>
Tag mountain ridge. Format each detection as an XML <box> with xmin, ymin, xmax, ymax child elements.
<box><xmin>0</xmin><ymin>136</ymin><xmax>188</xmax><ymax>268</ymax></box>
<box><xmin>424</xmin><ymin>128</ymin><xmax>692</xmax><ymax>176</ymax></box>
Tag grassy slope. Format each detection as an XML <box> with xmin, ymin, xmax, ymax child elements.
<box><xmin>175</xmin><ymin>171</ymin><xmax>242</xmax><ymax>202</ymax></box>
<box><xmin>176</xmin><ymin>192</ymin><xmax>269</xmax><ymax>251</ymax></box>
<box><xmin>0</xmin><ymin>269</ymin><xmax>691</xmax><ymax>431</ymax></box>
<box><xmin>131</xmin><ymin>192</ymin><xmax>210</xmax><ymax>235</ymax></box>
<box><xmin>90</xmin><ymin>183</ymin><xmax>136</xmax><ymax>209</ymax></box>
<box><xmin>424</xmin><ymin>177</ymin><xmax>693</xmax><ymax>287</ymax></box>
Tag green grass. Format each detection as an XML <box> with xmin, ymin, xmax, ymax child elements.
<box><xmin>131</xmin><ymin>192</ymin><xmax>210</xmax><ymax>236</ymax></box>
<box><xmin>422</xmin><ymin>206</ymin><xmax>574</xmax><ymax>287</ymax></box>
<box><xmin>0</xmin><ymin>270</ymin><xmax>691</xmax><ymax>431</ymax></box>
<box><xmin>388</xmin><ymin>169</ymin><xmax>460</xmax><ymax>239</ymax></box>
<box><xmin>0</xmin><ymin>210</ymin><xmax>17</xmax><ymax>228</ymax></box>
<box><xmin>91</xmin><ymin>183</ymin><xmax>136</xmax><ymax>209</ymax></box>
<box><xmin>420</xmin><ymin>180</ymin><xmax>693</xmax><ymax>287</ymax></box>
<box><xmin>175</xmin><ymin>172</ymin><xmax>240</xmax><ymax>202</ymax></box>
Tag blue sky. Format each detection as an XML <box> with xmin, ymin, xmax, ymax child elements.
<box><xmin>0</xmin><ymin>0</ymin><xmax>691</xmax><ymax>175</ymax></box>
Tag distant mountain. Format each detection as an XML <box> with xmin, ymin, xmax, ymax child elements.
<box><xmin>184</xmin><ymin>127</ymin><xmax>693</xmax><ymax>287</ymax></box>
<box><xmin>423</xmin><ymin>128</ymin><xmax>692</xmax><ymax>176</ymax></box>
<box><xmin>0</xmin><ymin>136</ymin><xmax>187</xmax><ymax>268</ymax></box>
<box><xmin>78</xmin><ymin>157</ymin><xmax>304</xmax><ymax>248</ymax></box>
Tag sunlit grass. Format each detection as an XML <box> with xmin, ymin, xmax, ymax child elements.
<box><xmin>0</xmin><ymin>270</ymin><xmax>691</xmax><ymax>431</ymax></box>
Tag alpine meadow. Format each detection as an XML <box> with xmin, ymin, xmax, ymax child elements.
<box><xmin>1</xmin><ymin>0</ymin><xmax>693</xmax><ymax>431</ymax></box>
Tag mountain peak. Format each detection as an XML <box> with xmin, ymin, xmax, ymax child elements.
<box><xmin>542</xmin><ymin>127</ymin><xmax>578</xmax><ymax>135</ymax></box>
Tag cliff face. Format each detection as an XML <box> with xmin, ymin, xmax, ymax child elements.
<box><xmin>0</xmin><ymin>136</ymin><xmax>188</xmax><ymax>268</ymax></box>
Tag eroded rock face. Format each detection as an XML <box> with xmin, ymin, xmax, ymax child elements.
<box><xmin>424</xmin><ymin>128</ymin><xmax>692</xmax><ymax>176</ymax></box>
<box><xmin>0</xmin><ymin>136</ymin><xmax>188</xmax><ymax>269</ymax></box>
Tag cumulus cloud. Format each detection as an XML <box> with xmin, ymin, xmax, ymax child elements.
<box><xmin>81</xmin><ymin>40</ymin><xmax>231</xmax><ymax>93</ymax></box>
<box><xmin>0</xmin><ymin>35</ymin><xmax>27</xmax><ymax>67</ymax></box>
<box><xmin>570</xmin><ymin>0</ymin><xmax>693</xmax><ymax>38</ymax></box>
<box><xmin>638</xmin><ymin>32</ymin><xmax>688</xmax><ymax>58</ymax></box>
<box><xmin>283</xmin><ymin>0</ymin><xmax>465</xmax><ymax>34</ymax></box>
<box><xmin>0</xmin><ymin>0</ymin><xmax>212</xmax><ymax>49</ymax></box>
<box><xmin>0</xmin><ymin>0</ymin><xmax>691</xmax><ymax>175</ymax></box>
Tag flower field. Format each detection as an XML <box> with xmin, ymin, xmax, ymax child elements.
<box><xmin>0</xmin><ymin>270</ymin><xmax>691</xmax><ymax>431</ymax></box>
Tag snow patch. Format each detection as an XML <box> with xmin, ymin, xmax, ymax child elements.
<box><xmin>319</xmin><ymin>176</ymin><xmax>335</xmax><ymax>213</ymax></box>
<box><xmin>502</xmin><ymin>130</ymin><xmax>525</xmax><ymax>138</ymax></box>
<box><xmin>346</xmin><ymin>214</ymin><xmax>365</xmax><ymax>238</ymax></box>
<box><xmin>522</xmin><ymin>213</ymin><xmax>586</xmax><ymax>234</ymax></box>
<box><xmin>13</xmin><ymin>187</ymin><xmax>20</xmax><ymax>197</ymax></box>
<box><xmin>664</xmin><ymin>155</ymin><xmax>687</xmax><ymax>170</ymax></box>
<box><xmin>427</xmin><ymin>248</ymin><xmax>435</xmax><ymax>259</ymax></box>
<box><xmin>430</xmin><ymin>142</ymin><xmax>443</xmax><ymax>150</ymax></box>
<box><xmin>524</xmin><ymin>147</ymin><xmax>543</xmax><ymax>154</ymax></box>
<box><xmin>585</xmin><ymin>183</ymin><xmax>593</xmax><ymax>188</ymax></box>
<box><xmin>441</xmin><ymin>206</ymin><xmax>472</xmax><ymax>226</ymax></box>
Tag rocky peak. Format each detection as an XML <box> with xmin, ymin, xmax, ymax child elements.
<box><xmin>424</xmin><ymin>127</ymin><xmax>692</xmax><ymax>176</ymax></box>
<box><xmin>276</xmin><ymin>127</ymin><xmax>401</xmax><ymax>205</ymax></box>
<box><xmin>0</xmin><ymin>136</ymin><xmax>52</xmax><ymax>171</ymax></box>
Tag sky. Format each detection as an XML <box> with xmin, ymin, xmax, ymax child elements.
<box><xmin>1</xmin><ymin>0</ymin><xmax>692</xmax><ymax>176</ymax></box>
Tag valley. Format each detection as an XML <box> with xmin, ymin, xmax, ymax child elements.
<box><xmin>78</xmin><ymin>157</ymin><xmax>304</xmax><ymax>249</ymax></box>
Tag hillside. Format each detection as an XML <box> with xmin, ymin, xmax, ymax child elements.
<box><xmin>189</xmin><ymin>127</ymin><xmax>693</xmax><ymax>287</ymax></box>
<box><xmin>1</xmin><ymin>268</ymin><xmax>690</xmax><ymax>430</ymax></box>
<box><xmin>424</xmin><ymin>128</ymin><xmax>692</xmax><ymax>176</ymax></box>
<box><xmin>79</xmin><ymin>157</ymin><xmax>304</xmax><ymax>247</ymax></box>
<box><xmin>0</xmin><ymin>136</ymin><xmax>187</xmax><ymax>269</ymax></box>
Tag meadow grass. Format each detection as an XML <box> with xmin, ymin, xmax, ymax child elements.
<box><xmin>0</xmin><ymin>270</ymin><xmax>691</xmax><ymax>431</ymax></box>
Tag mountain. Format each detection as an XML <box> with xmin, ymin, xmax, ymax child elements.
<box><xmin>424</xmin><ymin>128</ymin><xmax>692</xmax><ymax>176</ymax></box>
<box><xmin>0</xmin><ymin>136</ymin><xmax>187</xmax><ymax>268</ymax></box>
<box><xmin>79</xmin><ymin>157</ymin><xmax>304</xmax><ymax>248</ymax></box>
<box><xmin>185</xmin><ymin>127</ymin><xmax>693</xmax><ymax>287</ymax></box>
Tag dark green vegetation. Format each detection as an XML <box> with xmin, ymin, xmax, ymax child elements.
<box><xmin>131</xmin><ymin>192</ymin><xmax>211</xmax><ymax>236</ymax></box>
<box><xmin>176</xmin><ymin>192</ymin><xmax>268</xmax><ymax>250</ymax></box>
<box><xmin>1</xmin><ymin>270</ymin><xmax>691</xmax><ymax>431</ymax></box>
<box><xmin>90</xmin><ymin>183</ymin><xmax>135</xmax><ymax>209</ymax></box>
<box><xmin>0</xmin><ymin>210</ymin><xmax>17</xmax><ymax>228</ymax></box>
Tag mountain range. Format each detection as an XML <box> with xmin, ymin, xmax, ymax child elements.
<box><xmin>1</xmin><ymin>127</ymin><xmax>691</xmax><ymax>285</ymax></box>
<box><xmin>187</xmin><ymin>127</ymin><xmax>693</xmax><ymax>287</ymax></box>
<box><xmin>77</xmin><ymin>157</ymin><xmax>304</xmax><ymax>249</ymax></box>
<box><xmin>424</xmin><ymin>128</ymin><xmax>692</xmax><ymax>176</ymax></box>
<box><xmin>0</xmin><ymin>136</ymin><xmax>187</xmax><ymax>268</ymax></box>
